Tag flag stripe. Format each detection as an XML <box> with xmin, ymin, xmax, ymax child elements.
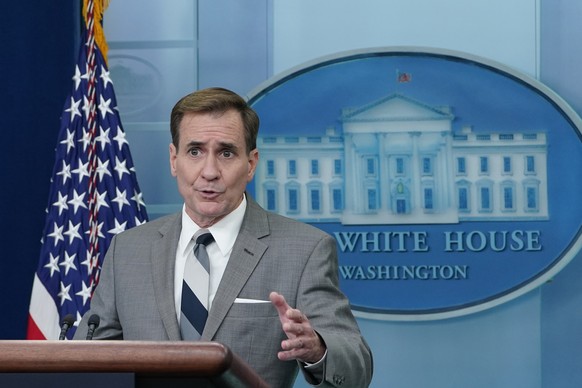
<box><xmin>26</xmin><ymin>315</ymin><xmax>45</xmax><ymax>340</ymax></box>
<box><xmin>27</xmin><ymin>274</ymin><xmax>61</xmax><ymax>340</ymax></box>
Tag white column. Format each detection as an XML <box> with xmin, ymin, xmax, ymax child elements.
<box><xmin>410</xmin><ymin>131</ymin><xmax>422</xmax><ymax>215</ymax></box>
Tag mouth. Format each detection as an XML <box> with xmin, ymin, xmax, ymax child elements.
<box><xmin>197</xmin><ymin>189</ymin><xmax>222</xmax><ymax>200</ymax></box>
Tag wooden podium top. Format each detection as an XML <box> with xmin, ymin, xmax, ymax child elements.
<box><xmin>0</xmin><ymin>340</ymin><xmax>269</xmax><ymax>387</ymax></box>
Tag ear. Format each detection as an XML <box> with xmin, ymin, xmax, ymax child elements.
<box><xmin>169</xmin><ymin>143</ymin><xmax>177</xmax><ymax>177</ymax></box>
<box><xmin>247</xmin><ymin>149</ymin><xmax>259</xmax><ymax>182</ymax></box>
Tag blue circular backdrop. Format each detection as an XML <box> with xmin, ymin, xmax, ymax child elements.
<box><xmin>247</xmin><ymin>48</ymin><xmax>582</xmax><ymax>320</ymax></box>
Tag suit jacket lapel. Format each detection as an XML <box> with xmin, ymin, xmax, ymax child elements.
<box><xmin>151</xmin><ymin>213</ymin><xmax>182</xmax><ymax>340</ymax></box>
<box><xmin>203</xmin><ymin>198</ymin><xmax>269</xmax><ymax>340</ymax></box>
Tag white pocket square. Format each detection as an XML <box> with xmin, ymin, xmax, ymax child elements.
<box><xmin>234</xmin><ymin>298</ymin><xmax>270</xmax><ymax>303</ymax></box>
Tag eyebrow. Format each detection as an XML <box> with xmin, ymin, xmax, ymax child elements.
<box><xmin>219</xmin><ymin>141</ymin><xmax>238</xmax><ymax>151</ymax></box>
<box><xmin>185</xmin><ymin>140</ymin><xmax>203</xmax><ymax>148</ymax></box>
<box><xmin>184</xmin><ymin>140</ymin><xmax>239</xmax><ymax>151</ymax></box>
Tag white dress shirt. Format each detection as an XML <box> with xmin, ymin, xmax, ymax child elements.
<box><xmin>174</xmin><ymin>196</ymin><xmax>246</xmax><ymax>323</ymax></box>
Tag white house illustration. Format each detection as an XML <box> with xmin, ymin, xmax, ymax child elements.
<box><xmin>254</xmin><ymin>93</ymin><xmax>548</xmax><ymax>225</ymax></box>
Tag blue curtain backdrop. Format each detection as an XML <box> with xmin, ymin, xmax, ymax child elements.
<box><xmin>0</xmin><ymin>2</ymin><xmax>78</xmax><ymax>338</ymax></box>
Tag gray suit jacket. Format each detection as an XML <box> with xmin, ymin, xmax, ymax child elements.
<box><xmin>75</xmin><ymin>197</ymin><xmax>372</xmax><ymax>387</ymax></box>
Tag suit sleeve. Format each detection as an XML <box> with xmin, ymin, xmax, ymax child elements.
<box><xmin>296</xmin><ymin>234</ymin><xmax>373</xmax><ymax>387</ymax></box>
<box><xmin>73</xmin><ymin>235</ymin><xmax>123</xmax><ymax>340</ymax></box>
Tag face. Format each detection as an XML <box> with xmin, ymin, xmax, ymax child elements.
<box><xmin>169</xmin><ymin>109</ymin><xmax>258</xmax><ymax>227</ymax></box>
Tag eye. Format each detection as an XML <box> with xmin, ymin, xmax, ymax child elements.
<box><xmin>222</xmin><ymin>150</ymin><xmax>233</xmax><ymax>158</ymax></box>
<box><xmin>188</xmin><ymin>148</ymin><xmax>200</xmax><ymax>157</ymax></box>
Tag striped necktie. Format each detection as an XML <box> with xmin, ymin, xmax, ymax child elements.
<box><xmin>180</xmin><ymin>229</ymin><xmax>214</xmax><ymax>340</ymax></box>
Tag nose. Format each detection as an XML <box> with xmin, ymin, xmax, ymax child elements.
<box><xmin>200</xmin><ymin>154</ymin><xmax>219</xmax><ymax>180</ymax></box>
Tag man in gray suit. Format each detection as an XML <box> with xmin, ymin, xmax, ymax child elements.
<box><xmin>75</xmin><ymin>87</ymin><xmax>373</xmax><ymax>387</ymax></box>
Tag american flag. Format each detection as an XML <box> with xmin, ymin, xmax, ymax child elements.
<box><xmin>397</xmin><ymin>70</ymin><xmax>412</xmax><ymax>83</ymax></box>
<box><xmin>27</xmin><ymin>0</ymin><xmax>148</xmax><ymax>340</ymax></box>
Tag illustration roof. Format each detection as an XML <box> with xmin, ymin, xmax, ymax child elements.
<box><xmin>340</xmin><ymin>93</ymin><xmax>454</xmax><ymax>123</ymax></box>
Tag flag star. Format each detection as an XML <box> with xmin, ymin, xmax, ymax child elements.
<box><xmin>96</xmin><ymin>157</ymin><xmax>112</xmax><ymax>181</ymax></box>
<box><xmin>63</xmin><ymin>221</ymin><xmax>82</xmax><ymax>244</ymax></box>
<box><xmin>81</xmin><ymin>63</ymin><xmax>91</xmax><ymax>81</ymax></box>
<box><xmin>108</xmin><ymin>219</ymin><xmax>127</xmax><ymax>235</ymax></box>
<box><xmin>48</xmin><ymin>222</ymin><xmax>64</xmax><ymax>246</ymax></box>
<box><xmin>43</xmin><ymin>253</ymin><xmax>60</xmax><ymax>277</ymax></box>
<box><xmin>96</xmin><ymin>222</ymin><xmax>106</xmax><ymax>239</ymax></box>
<box><xmin>68</xmin><ymin>189</ymin><xmax>88</xmax><ymax>214</ymax></box>
<box><xmin>78</xmin><ymin>127</ymin><xmax>91</xmax><ymax>151</ymax></box>
<box><xmin>65</xmin><ymin>97</ymin><xmax>82</xmax><ymax>123</ymax></box>
<box><xmin>134</xmin><ymin>216</ymin><xmax>147</xmax><ymax>226</ymax></box>
<box><xmin>112</xmin><ymin>188</ymin><xmax>130</xmax><ymax>211</ymax></box>
<box><xmin>52</xmin><ymin>192</ymin><xmax>69</xmax><ymax>216</ymax></box>
<box><xmin>95</xmin><ymin>126</ymin><xmax>111</xmax><ymax>150</ymax></box>
<box><xmin>114</xmin><ymin>157</ymin><xmax>130</xmax><ymax>180</ymax></box>
<box><xmin>76</xmin><ymin>280</ymin><xmax>93</xmax><ymax>306</ymax></box>
<box><xmin>60</xmin><ymin>129</ymin><xmax>75</xmax><ymax>154</ymax></box>
<box><xmin>57</xmin><ymin>282</ymin><xmax>73</xmax><ymax>306</ymax></box>
<box><xmin>98</xmin><ymin>95</ymin><xmax>114</xmax><ymax>118</ymax></box>
<box><xmin>100</xmin><ymin>65</ymin><xmax>113</xmax><ymax>89</ymax></box>
<box><xmin>95</xmin><ymin>191</ymin><xmax>110</xmax><ymax>212</ymax></box>
<box><xmin>59</xmin><ymin>251</ymin><xmax>78</xmax><ymax>276</ymax></box>
<box><xmin>56</xmin><ymin>161</ymin><xmax>72</xmax><ymax>184</ymax></box>
<box><xmin>131</xmin><ymin>189</ymin><xmax>146</xmax><ymax>211</ymax></box>
<box><xmin>113</xmin><ymin>126</ymin><xmax>129</xmax><ymax>150</ymax></box>
<box><xmin>80</xmin><ymin>250</ymin><xmax>94</xmax><ymax>272</ymax></box>
<box><xmin>72</xmin><ymin>158</ymin><xmax>90</xmax><ymax>183</ymax></box>
<box><xmin>72</xmin><ymin>65</ymin><xmax>83</xmax><ymax>90</ymax></box>
<box><xmin>74</xmin><ymin>311</ymin><xmax>83</xmax><ymax>327</ymax></box>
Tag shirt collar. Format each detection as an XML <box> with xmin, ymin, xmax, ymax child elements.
<box><xmin>178</xmin><ymin>195</ymin><xmax>247</xmax><ymax>257</ymax></box>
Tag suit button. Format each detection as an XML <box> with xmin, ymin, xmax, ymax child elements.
<box><xmin>333</xmin><ymin>374</ymin><xmax>345</xmax><ymax>385</ymax></box>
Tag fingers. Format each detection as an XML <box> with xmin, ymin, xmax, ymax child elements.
<box><xmin>271</xmin><ymin>293</ymin><xmax>308</xmax><ymax>333</ymax></box>
<box><xmin>269</xmin><ymin>291</ymin><xmax>290</xmax><ymax>319</ymax></box>
<box><xmin>278</xmin><ymin>331</ymin><xmax>324</xmax><ymax>363</ymax></box>
<box><xmin>278</xmin><ymin>337</ymin><xmax>311</xmax><ymax>361</ymax></box>
<box><xmin>281</xmin><ymin>337</ymin><xmax>305</xmax><ymax>351</ymax></box>
<box><xmin>269</xmin><ymin>291</ymin><xmax>327</xmax><ymax>363</ymax></box>
<box><xmin>285</xmin><ymin>307</ymin><xmax>306</xmax><ymax>323</ymax></box>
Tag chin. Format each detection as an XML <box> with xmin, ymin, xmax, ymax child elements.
<box><xmin>196</xmin><ymin>206</ymin><xmax>227</xmax><ymax>219</ymax></box>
